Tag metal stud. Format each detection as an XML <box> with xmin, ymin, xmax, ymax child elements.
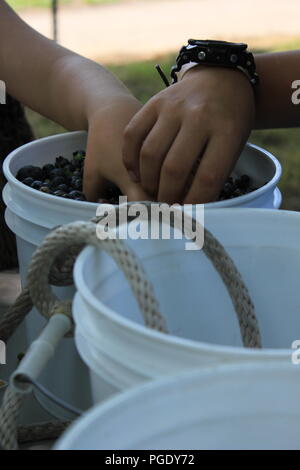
<box><xmin>198</xmin><ymin>51</ymin><xmax>206</xmax><ymax>60</ymax></box>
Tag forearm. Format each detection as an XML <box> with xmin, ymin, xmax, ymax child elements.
<box><xmin>254</xmin><ymin>51</ymin><xmax>300</xmax><ymax>129</ymax></box>
<box><xmin>0</xmin><ymin>1</ymin><xmax>137</xmax><ymax>130</ymax></box>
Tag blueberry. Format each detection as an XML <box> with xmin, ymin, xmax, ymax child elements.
<box><xmin>53</xmin><ymin>190</ymin><xmax>66</xmax><ymax>197</ymax></box>
<box><xmin>56</xmin><ymin>184</ymin><xmax>69</xmax><ymax>192</ymax></box>
<box><xmin>75</xmin><ymin>195</ymin><xmax>86</xmax><ymax>201</ymax></box>
<box><xmin>68</xmin><ymin>190</ymin><xmax>84</xmax><ymax>199</ymax></box>
<box><xmin>68</xmin><ymin>161</ymin><xmax>78</xmax><ymax>171</ymax></box>
<box><xmin>50</xmin><ymin>176</ymin><xmax>66</xmax><ymax>188</ymax></box>
<box><xmin>42</xmin><ymin>164</ymin><xmax>55</xmax><ymax>178</ymax></box>
<box><xmin>62</xmin><ymin>165</ymin><xmax>73</xmax><ymax>177</ymax></box>
<box><xmin>49</xmin><ymin>168</ymin><xmax>65</xmax><ymax>179</ymax></box>
<box><xmin>22</xmin><ymin>177</ymin><xmax>35</xmax><ymax>186</ymax></box>
<box><xmin>31</xmin><ymin>180</ymin><xmax>43</xmax><ymax>190</ymax></box>
<box><xmin>40</xmin><ymin>186</ymin><xmax>51</xmax><ymax>193</ymax></box>
<box><xmin>72</xmin><ymin>170</ymin><xmax>81</xmax><ymax>179</ymax></box>
<box><xmin>55</xmin><ymin>156</ymin><xmax>69</xmax><ymax>168</ymax></box>
<box><xmin>236</xmin><ymin>174</ymin><xmax>251</xmax><ymax>190</ymax></box>
<box><xmin>222</xmin><ymin>182</ymin><xmax>234</xmax><ymax>197</ymax></box>
<box><xmin>17</xmin><ymin>165</ymin><xmax>43</xmax><ymax>181</ymax></box>
<box><xmin>233</xmin><ymin>188</ymin><xmax>243</xmax><ymax>198</ymax></box>
<box><xmin>71</xmin><ymin>177</ymin><xmax>82</xmax><ymax>190</ymax></box>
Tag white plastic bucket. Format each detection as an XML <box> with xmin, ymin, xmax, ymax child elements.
<box><xmin>73</xmin><ymin>208</ymin><xmax>300</xmax><ymax>402</ymax></box>
<box><xmin>2</xmin><ymin>131</ymin><xmax>96</xmax><ymax>420</ymax></box>
<box><xmin>2</xmin><ymin>131</ymin><xmax>282</xmax><ymax>419</ymax></box>
<box><xmin>55</xmin><ymin>362</ymin><xmax>300</xmax><ymax>450</ymax></box>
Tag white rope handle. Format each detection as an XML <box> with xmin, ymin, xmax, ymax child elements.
<box><xmin>27</xmin><ymin>204</ymin><xmax>261</xmax><ymax>348</ymax></box>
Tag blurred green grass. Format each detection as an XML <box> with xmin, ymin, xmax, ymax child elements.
<box><xmin>25</xmin><ymin>45</ymin><xmax>300</xmax><ymax>210</ymax></box>
<box><xmin>7</xmin><ymin>0</ymin><xmax>120</xmax><ymax>9</ymax></box>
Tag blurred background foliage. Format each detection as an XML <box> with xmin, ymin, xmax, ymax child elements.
<box><xmin>7</xmin><ymin>0</ymin><xmax>121</xmax><ymax>9</ymax></box>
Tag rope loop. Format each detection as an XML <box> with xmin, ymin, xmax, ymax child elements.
<box><xmin>26</xmin><ymin>203</ymin><xmax>261</xmax><ymax>347</ymax></box>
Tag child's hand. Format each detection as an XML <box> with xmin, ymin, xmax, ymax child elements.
<box><xmin>122</xmin><ymin>67</ymin><xmax>255</xmax><ymax>204</ymax></box>
<box><xmin>83</xmin><ymin>96</ymin><xmax>151</xmax><ymax>202</ymax></box>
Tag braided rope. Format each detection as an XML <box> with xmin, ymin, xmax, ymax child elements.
<box><xmin>0</xmin><ymin>388</ymin><xmax>23</xmax><ymax>450</ymax></box>
<box><xmin>18</xmin><ymin>420</ymin><xmax>70</xmax><ymax>444</ymax></box>
<box><xmin>203</xmin><ymin>229</ymin><xmax>259</xmax><ymax>348</ymax></box>
<box><xmin>27</xmin><ymin>221</ymin><xmax>167</xmax><ymax>334</ymax></box>
<box><xmin>0</xmin><ymin>289</ymin><xmax>33</xmax><ymax>343</ymax></box>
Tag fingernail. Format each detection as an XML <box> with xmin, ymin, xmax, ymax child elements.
<box><xmin>128</xmin><ymin>170</ymin><xmax>139</xmax><ymax>183</ymax></box>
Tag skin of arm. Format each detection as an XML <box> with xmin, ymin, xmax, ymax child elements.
<box><xmin>254</xmin><ymin>51</ymin><xmax>300</xmax><ymax>129</ymax></box>
<box><xmin>122</xmin><ymin>50</ymin><xmax>300</xmax><ymax>204</ymax></box>
<box><xmin>0</xmin><ymin>0</ymin><xmax>149</xmax><ymax>201</ymax></box>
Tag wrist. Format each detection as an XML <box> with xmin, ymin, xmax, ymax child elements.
<box><xmin>86</xmin><ymin>94</ymin><xmax>142</xmax><ymax>130</ymax></box>
<box><xmin>182</xmin><ymin>65</ymin><xmax>256</xmax><ymax>126</ymax></box>
<box><xmin>182</xmin><ymin>64</ymin><xmax>256</xmax><ymax>98</ymax></box>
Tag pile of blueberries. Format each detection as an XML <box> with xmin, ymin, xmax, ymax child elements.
<box><xmin>16</xmin><ymin>151</ymin><xmax>87</xmax><ymax>201</ymax></box>
<box><xmin>218</xmin><ymin>174</ymin><xmax>257</xmax><ymax>201</ymax></box>
<box><xmin>16</xmin><ymin>150</ymin><xmax>256</xmax><ymax>203</ymax></box>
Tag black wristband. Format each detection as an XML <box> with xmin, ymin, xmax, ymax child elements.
<box><xmin>171</xmin><ymin>39</ymin><xmax>259</xmax><ymax>87</ymax></box>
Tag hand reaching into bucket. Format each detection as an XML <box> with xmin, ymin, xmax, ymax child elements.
<box><xmin>122</xmin><ymin>50</ymin><xmax>300</xmax><ymax>204</ymax></box>
<box><xmin>122</xmin><ymin>66</ymin><xmax>256</xmax><ymax>204</ymax></box>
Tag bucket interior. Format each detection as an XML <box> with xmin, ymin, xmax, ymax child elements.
<box><xmin>77</xmin><ymin>211</ymin><xmax>300</xmax><ymax>350</ymax></box>
<box><xmin>233</xmin><ymin>144</ymin><xmax>277</xmax><ymax>188</ymax></box>
<box><xmin>6</xmin><ymin>138</ymin><xmax>276</xmax><ymax>191</ymax></box>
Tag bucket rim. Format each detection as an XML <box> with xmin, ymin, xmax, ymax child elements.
<box><xmin>54</xmin><ymin>361</ymin><xmax>299</xmax><ymax>450</ymax></box>
<box><xmin>3</xmin><ymin>132</ymin><xmax>282</xmax><ymax>209</ymax></box>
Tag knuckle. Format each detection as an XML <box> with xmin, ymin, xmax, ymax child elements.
<box><xmin>149</xmin><ymin>94</ymin><xmax>161</xmax><ymax>107</ymax></box>
<box><xmin>186</xmin><ymin>103</ymin><xmax>208</xmax><ymax>126</ymax></box>
<box><xmin>188</xmin><ymin>104</ymin><xmax>201</xmax><ymax>117</ymax></box>
<box><xmin>168</xmin><ymin>97</ymin><xmax>184</xmax><ymax>109</ymax></box>
<box><xmin>123</xmin><ymin>123</ymin><xmax>135</xmax><ymax>141</ymax></box>
<box><xmin>140</xmin><ymin>143</ymin><xmax>156</xmax><ymax>162</ymax></box>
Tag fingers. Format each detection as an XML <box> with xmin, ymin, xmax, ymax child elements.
<box><xmin>122</xmin><ymin>102</ymin><xmax>157</xmax><ymax>183</ymax></box>
<box><xmin>157</xmin><ymin>122</ymin><xmax>209</xmax><ymax>204</ymax></box>
<box><xmin>183</xmin><ymin>136</ymin><xmax>241</xmax><ymax>204</ymax></box>
<box><xmin>83</xmin><ymin>159</ymin><xmax>108</xmax><ymax>202</ymax></box>
<box><xmin>125</xmin><ymin>182</ymin><xmax>153</xmax><ymax>202</ymax></box>
<box><xmin>139</xmin><ymin>115</ymin><xmax>181</xmax><ymax>197</ymax></box>
<box><xmin>84</xmin><ymin>155</ymin><xmax>152</xmax><ymax>203</ymax></box>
